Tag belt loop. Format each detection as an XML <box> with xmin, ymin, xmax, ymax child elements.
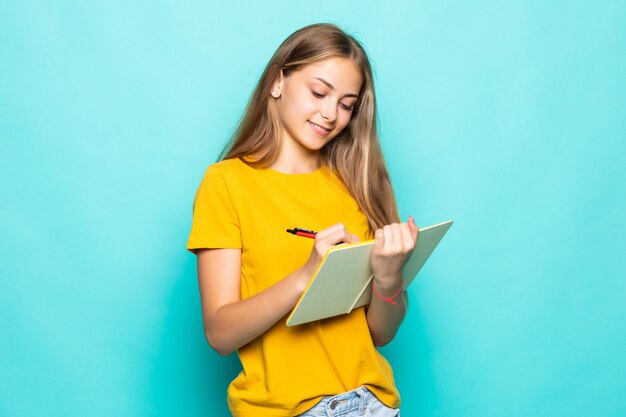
<box><xmin>325</xmin><ymin>397</ymin><xmax>334</xmax><ymax>417</ymax></box>
<box><xmin>357</xmin><ymin>386</ymin><xmax>366</xmax><ymax>415</ymax></box>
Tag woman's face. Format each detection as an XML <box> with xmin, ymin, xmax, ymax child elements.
<box><xmin>272</xmin><ymin>57</ymin><xmax>363</xmax><ymax>153</ymax></box>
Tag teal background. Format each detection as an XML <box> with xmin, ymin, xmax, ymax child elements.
<box><xmin>1</xmin><ymin>1</ymin><xmax>625</xmax><ymax>416</ymax></box>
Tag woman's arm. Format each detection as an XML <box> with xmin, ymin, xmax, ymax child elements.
<box><xmin>197</xmin><ymin>223</ymin><xmax>358</xmax><ymax>355</ymax></box>
<box><xmin>366</xmin><ymin>217</ymin><xmax>419</xmax><ymax>346</ymax></box>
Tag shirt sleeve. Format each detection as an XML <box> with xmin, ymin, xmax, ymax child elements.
<box><xmin>187</xmin><ymin>164</ymin><xmax>242</xmax><ymax>253</ymax></box>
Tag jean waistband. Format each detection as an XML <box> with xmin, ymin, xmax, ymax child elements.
<box><xmin>315</xmin><ymin>386</ymin><xmax>374</xmax><ymax>416</ymax></box>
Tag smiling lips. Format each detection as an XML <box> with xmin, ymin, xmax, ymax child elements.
<box><xmin>308</xmin><ymin>121</ymin><xmax>332</xmax><ymax>136</ymax></box>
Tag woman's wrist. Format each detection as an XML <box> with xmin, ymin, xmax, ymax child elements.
<box><xmin>372</xmin><ymin>273</ymin><xmax>403</xmax><ymax>290</ymax></box>
<box><xmin>294</xmin><ymin>265</ymin><xmax>313</xmax><ymax>293</ymax></box>
<box><xmin>371</xmin><ymin>277</ymin><xmax>405</xmax><ymax>305</ymax></box>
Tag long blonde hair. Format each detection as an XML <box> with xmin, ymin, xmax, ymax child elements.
<box><xmin>220</xmin><ymin>23</ymin><xmax>399</xmax><ymax>232</ymax></box>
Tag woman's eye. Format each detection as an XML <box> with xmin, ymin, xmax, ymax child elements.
<box><xmin>311</xmin><ymin>90</ymin><xmax>324</xmax><ymax>98</ymax></box>
<box><xmin>340</xmin><ymin>103</ymin><xmax>354</xmax><ymax>111</ymax></box>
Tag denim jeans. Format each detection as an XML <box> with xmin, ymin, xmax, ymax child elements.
<box><xmin>296</xmin><ymin>386</ymin><xmax>400</xmax><ymax>417</ymax></box>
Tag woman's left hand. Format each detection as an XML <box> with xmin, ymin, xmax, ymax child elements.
<box><xmin>370</xmin><ymin>216</ymin><xmax>419</xmax><ymax>289</ymax></box>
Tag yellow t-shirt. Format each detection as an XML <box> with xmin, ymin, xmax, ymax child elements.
<box><xmin>187</xmin><ymin>158</ymin><xmax>400</xmax><ymax>416</ymax></box>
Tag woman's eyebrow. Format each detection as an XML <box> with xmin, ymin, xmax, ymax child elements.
<box><xmin>313</xmin><ymin>77</ymin><xmax>359</xmax><ymax>98</ymax></box>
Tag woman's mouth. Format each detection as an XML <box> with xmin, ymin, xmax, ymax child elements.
<box><xmin>308</xmin><ymin>121</ymin><xmax>331</xmax><ymax>136</ymax></box>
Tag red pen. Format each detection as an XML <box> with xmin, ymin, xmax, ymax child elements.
<box><xmin>286</xmin><ymin>227</ymin><xmax>317</xmax><ymax>239</ymax></box>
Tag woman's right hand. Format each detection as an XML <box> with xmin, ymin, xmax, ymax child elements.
<box><xmin>300</xmin><ymin>223</ymin><xmax>359</xmax><ymax>281</ymax></box>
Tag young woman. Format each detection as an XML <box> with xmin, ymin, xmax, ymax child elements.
<box><xmin>188</xmin><ymin>23</ymin><xmax>418</xmax><ymax>417</ymax></box>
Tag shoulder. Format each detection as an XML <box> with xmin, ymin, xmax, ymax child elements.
<box><xmin>200</xmin><ymin>158</ymin><xmax>252</xmax><ymax>183</ymax></box>
<box><xmin>192</xmin><ymin>159</ymin><xmax>250</xmax><ymax>217</ymax></box>
<box><xmin>206</xmin><ymin>157</ymin><xmax>247</xmax><ymax>174</ymax></box>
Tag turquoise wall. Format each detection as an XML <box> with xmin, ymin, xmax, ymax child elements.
<box><xmin>1</xmin><ymin>1</ymin><xmax>624</xmax><ymax>416</ymax></box>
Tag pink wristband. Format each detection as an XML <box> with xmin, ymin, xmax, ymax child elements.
<box><xmin>372</xmin><ymin>281</ymin><xmax>404</xmax><ymax>305</ymax></box>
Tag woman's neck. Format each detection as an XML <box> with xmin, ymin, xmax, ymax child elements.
<box><xmin>269</xmin><ymin>142</ymin><xmax>322</xmax><ymax>174</ymax></box>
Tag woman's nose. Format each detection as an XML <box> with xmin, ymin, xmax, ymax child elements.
<box><xmin>320</xmin><ymin>101</ymin><xmax>337</xmax><ymax>122</ymax></box>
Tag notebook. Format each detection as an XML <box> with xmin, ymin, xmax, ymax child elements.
<box><xmin>286</xmin><ymin>220</ymin><xmax>453</xmax><ymax>326</ymax></box>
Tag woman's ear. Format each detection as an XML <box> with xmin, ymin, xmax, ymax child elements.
<box><xmin>271</xmin><ymin>70</ymin><xmax>284</xmax><ymax>98</ymax></box>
